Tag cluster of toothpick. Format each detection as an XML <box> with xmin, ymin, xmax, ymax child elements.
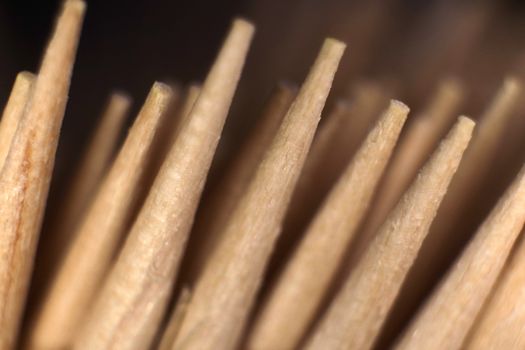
<box><xmin>1</xmin><ymin>1</ymin><xmax>525</xmax><ymax>350</ymax></box>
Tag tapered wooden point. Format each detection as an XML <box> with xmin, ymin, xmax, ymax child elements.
<box><xmin>304</xmin><ymin>116</ymin><xmax>475</xmax><ymax>350</ymax></box>
<box><xmin>74</xmin><ymin>18</ymin><xmax>254</xmax><ymax>350</ymax></box>
<box><xmin>174</xmin><ymin>38</ymin><xmax>345</xmax><ymax>350</ymax></box>
<box><xmin>358</xmin><ymin>79</ymin><xmax>463</xmax><ymax>250</ymax></box>
<box><xmin>0</xmin><ymin>0</ymin><xmax>85</xmax><ymax>347</ymax></box>
<box><xmin>30</xmin><ymin>83</ymin><xmax>173</xmax><ymax>350</ymax></box>
<box><xmin>248</xmin><ymin>99</ymin><xmax>408</xmax><ymax>350</ymax></box>
<box><xmin>396</xmin><ymin>163</ymin><xmax>525</xmax><ymax>350</ymax></box>
<box><xmin>390</xmin><ymin>78</ymin><xmax>523</xmax><ymax>339</ymax></box>
<box><xmin>0</xmin><ymin>72</ymin><xmax>35</xmax><ymax>169</ymax></box>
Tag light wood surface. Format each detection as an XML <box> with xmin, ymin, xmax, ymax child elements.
<box><xmin>248</xmin><ymin>100</ymin><xmax>409</xmax><ymax>350</ymax></box>
<box><xmin>73</xmin><ymin>19</ymin><xmax>254</xmax><ymax>350</ymax></box>
<box><xmin>30</xmin><ymin>83</ymin><xmax>173</xmax><ymax>350</ymax></box>
<box><xmin>0</xmin><ymin>72</ymin><xmax>35</xmax><ymax>169</ymax></box>
<box><xmin>187</xmin><ymin>83</ymin><xmax>297</xmax><ymax>280</ymax></box>
<box><xmin>174</xmin><ymin>38</ymin><xmax>346</xmax><ymax>350</ymax></box>
<box><xmin>304</xmin><ymin>116</ymin><xmax>475</xmax><ymax>350</ymax></box>
<box><xmin>396</xmin><ymin>163</ymin><xmax>525</xmax><ymax>350</ymax></box>
<box><xmin>0</xmin><ymin>2</ymin><xmax>85</xmax><ymax>348</ymax></box>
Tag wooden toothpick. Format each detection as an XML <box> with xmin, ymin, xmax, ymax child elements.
<box><xmin>387</xmin><ymin>77</ymin><xmax>522</xmax><ymax>339</ymax></box>
<box><xmin>247</xmin><ymin>100</ymin><xmax>409</xmax><ymax>350</ymax></box>
<box><xmin>30</xmin><ymin>83</ymin><xmax>173</xmax><ymax>350</ymax></box>
<box><xmin>174</xmin><ymin>38</ymin><xmax>346</xmax><ymax>350</ymax></box>
<box><xmin>427</xmin><ymin>78</ymin><xmax>521</xmax><ymax>246</ymax></box>
<box><xmin>0</xmin><ymin>1</ymin><xmax>85</xmax><ymax>348</ymax></box>
<box><xmin>74</xmin><ymin>19</ymin><xmax>254</xmax><ymax>350</ymax></box>
<box><xmin>304</xmin><ymin>116</ymin><xmax>475</xmax><ymax>350</ymax></box>
<box><xmin>0</xmin><ymin>72</ymin><xmax>35</xmax><ymax>169</ymax></box>
<box><xmin>358</xmin><ymin>79</ymin><xmax>463</xmax><ymax>250</ymax></box>
<box><xmin>186</xmin><ymin>82</ymin><xmax>297</xmax><ymax>280</ymax></box>
<box><xmin>395</xmin><ymin>163</ymin><xmax>525</xmax><ymax>350</ymax></box>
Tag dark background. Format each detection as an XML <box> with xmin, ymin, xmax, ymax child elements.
<box><xmin>1</xmin><ymin>0</ymin><xmax>525</xmax><ymax>173</ymax></box>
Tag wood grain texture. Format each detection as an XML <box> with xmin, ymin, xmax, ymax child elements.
<box><xmin>174</xmin><ymin>38</ymin><xmax>346</xmax><ymax>350</ymax></box>
<box><xmin>280</xmin><ymin>81</ymin><xmax>387</xmax><ymax>247</ymax></box>
<box><xmin>247</xmin><ymin>100</ymin><xmax>409</xmax><ymax>350</ymax></box>
<box><xmin>388</xmin><ymin>78</ymin><xmax>522</xmax><ymax>341</ymax></box>
<box><xmin>0</xmin><ymin>72</ymin><xmax>35</xmax><ymax>169</ymax></box>
<box><xmin>359</xmin><ymin>79</ymin><xmax>463</xmax><ymax>249</ymax></box>
<box><xmin>73</xmin><ymin>19</ymin><xmax>254</xmax><ymax>350</ymax></box>
<box><xmin>187</xmin><ymin>83</ymin><xmax>296</xmax><ymax>281</ymax></box>
<box><xmin>0</xmin><ymin>2</ymin><xmax>85</xmax><ymax>348</ymax></box>
<box><xmin>304</xmin><ymin>116</ymin><xmax>475</xmax><ymax>350</ymax></box>
<box><xmin>30</xmin><ymin>83</ymin><xmax>173</xmax><ymax>350</ymax></box>
<box><xmin>396</xmin><ymin>163</ymin><xmax>525</xmax><ymax>350</ymax></box>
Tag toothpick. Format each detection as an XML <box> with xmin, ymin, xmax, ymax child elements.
<box><xmin>74</xmin><ymin>19</ymin><xmax>254</xmax><ymax>350</ymax></box>
<box><xmin>158</xmin><ymin>288</ymin><xmax>191</xmax><ymax>350</ymax></box>
<box><xmin>388</xmin><ymin>77</ymin><xmax>522</xmax><ymax>338</ymax></box>
<box><xmin>248</xmin><ymin>100</ymin><xmax>409</xmax><ymax>350</ymax></box>
<box><xmin>304</xmin><ymin>117</ymin><xmax>475</xmax><ymax>350</ymax></box>
<box><xmin>0</xmin><ymin>1</ymin><xmax>85</xmax><ymax>348</ymax></box>
<box><xmin>29</xmin><ymin>83</ymin><xmax>173</xmax><ymax>349</ymax></box>
<box><xmin>0</xmin><ymin>72</ymin><xmax>35</xmax><ymax>169</ymax></box>
<box><xmin>465</xmin><ymin>229</ymin><xmax>525</xmax><ymax>349</ymax></box>
<box><xmin>359</xmin><ymin>79</ymin><xmax>463</xmax><ymax>249</ymax></box>
<box><xmin>186</xmin><ymin>82</ymin><xmax>297</xmax><ymax>280</ymax></box>
<box><xmin>431</xmin><ymin>78</ymin><xmax>521</xmax><ymax>237</ymax></box>
<box><xmin>395</xmin><ymin>163</ymin><xmax>525</xmax><ymax>350</ymax></box>
<box><xmin>174</xmin><ymin>38</ymin><xmax>346</xmax><ymax>350</ymax></box>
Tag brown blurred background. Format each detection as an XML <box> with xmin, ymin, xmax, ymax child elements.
<box><xmin>2</xmin><ymin>0</ymin><xmax>525</xmax><ymax>174</ymax></box>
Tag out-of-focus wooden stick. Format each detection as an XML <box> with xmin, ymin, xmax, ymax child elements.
<box><xmin>186</xmin><ymin>83</ymin><xmax>297</xmax><ymax>280</ymax></box>
<box><xmin>174</xmin><ymin>38</ymin><xmax>346</xmax><ymax>350</ymax></box>
<box><xmin>396</xmin><ymin>163</ymin><xmax>525</xmax><ymax>350</ymax></box>
<box><xmin>157</xmin><ymin>288</ymin><xmax>191</xmax><ymax>350</ymax></box>
<box><xmin>0</xmin><ymin>72</ymin><xmax>35</xmax><ymax>169</ymax></box>
<box><xmin>304</xmin><ymin>117</ymin><xmax>475</xmax><ymax>350</ymax></box>
<box><xmin>0</xmin><ymin>1</ymin><xmax>85</xmax><ymax>348</ymax></box>
<box><xmin>74</xmin><ymin>19</ymin><xmax>254</xmax><ymax>350</ymax></box>
<box><xmin>30</xmin><ymin>83</ymin><xmax>173</xmax><ymax>350</ymax></box>
<box><xmin>36</xmin><ymin>92</ymin><xmax>131</xmax><ymax>288</ymax></box>
<box><xmin>58</xmin><ymin>92</ymin><xmax>131</xmax><ymax>236</ymax></box>
<box><xmin>247</xmin><ymin>100</ymin><xmax>409</xmax><ymax>350</ymax></box>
